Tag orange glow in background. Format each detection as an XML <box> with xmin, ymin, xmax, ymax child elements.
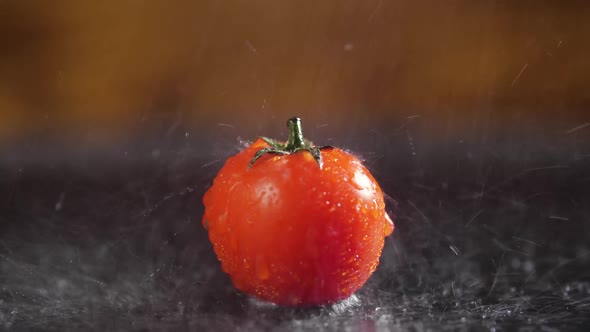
<box><xmin>1</xmin><ymin>1</ymin><xmax>588</xmax><ymax>144</ymax></box>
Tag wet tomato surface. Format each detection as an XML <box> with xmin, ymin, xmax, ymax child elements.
<box><xmin>202</xmin><ymin>118</ymin><xmax>394</xmax><ymax>306</ymax></box>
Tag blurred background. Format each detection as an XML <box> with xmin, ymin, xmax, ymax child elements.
<box><xmin>1</xmin><ymin>1</ymin><xmax>588</xmax><ymax>146</ymax></box>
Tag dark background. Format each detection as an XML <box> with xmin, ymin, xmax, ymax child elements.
<box><xmin>1</xmin><ymin>1</ymin><xmax>590</xmax><ymax>330</ymax></box>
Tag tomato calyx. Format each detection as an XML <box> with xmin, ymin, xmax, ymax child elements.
<box><xmin>249</xmin><ymin>117</ymin><xmax>332</xmax><ymax>169</ymax></box>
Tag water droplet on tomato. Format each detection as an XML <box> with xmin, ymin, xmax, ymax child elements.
<box><xmin>371</xmin><ymin>210</ymin><xmax>379</xmax><ymax>218</ymax></box>
<box><xmin>384</xmin><ymin>213</ymin><xmax>394</xmax><ymax>236</ymax></box>
<box><xmin>350</xmin><ymin>173</ymin><xmax>365</xmax><ymax>190</ymax></box>
<box><xmin>255</xmin><ymin>180</ymin><xmax>280</xmax><ymax>207</ymax></box>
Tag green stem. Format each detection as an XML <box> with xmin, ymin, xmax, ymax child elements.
<box><xmin>249</xmin><ymin>117</ymin><xmax>325</xmax><ymax>169</ymax></box>
<box><xmin>285</xmin><ymin>117</ymin><xmax>305</xmax><ymax>151</ymax></box>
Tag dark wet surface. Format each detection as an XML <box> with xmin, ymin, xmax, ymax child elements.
<box><xmin>1</xmin><ymin>123</ymin><xmax>589</xmax><ymax>331</ymax></box>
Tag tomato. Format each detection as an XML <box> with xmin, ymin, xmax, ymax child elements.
<box><xmin>202</xmin><ymin>117</ymin><xmax>394</xmax><ymax>306</ymax></box>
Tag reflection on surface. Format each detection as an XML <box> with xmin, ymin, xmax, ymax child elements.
<box><xmin>1</xmin><ymin>144</ymin><xmax>589</xmax><ymax>330</ymax></box>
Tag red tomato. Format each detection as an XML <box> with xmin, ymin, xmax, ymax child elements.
<box><xmin>202</xmin><ymin>118</ymin><xmax>394</xmax><ymax>306</ymax></box>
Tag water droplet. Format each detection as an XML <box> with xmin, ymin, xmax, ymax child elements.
<box><xmin>351</xmin><ymin>170</ymin><xmax>372</xmax><ymax>191</ymax></box>
<box><xmin>370</xmin><ymin>209</ymin><xmax>379</xmax><ymax>218</ymax></box>
<box><xmin>384</xmin><ymin>213</ymin><xmax>394</xmax><ymax>236</ymax></box>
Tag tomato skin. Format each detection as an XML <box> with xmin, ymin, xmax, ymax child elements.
<box><xmin>202</xmin><ymin>138</ymin><xmax>394</xmax><ymax>306</ymax></box>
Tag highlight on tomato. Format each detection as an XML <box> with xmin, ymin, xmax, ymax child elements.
<box><xmin>202</xmin><ymin>117</ymin><xmax>394</xmax><ymax>306</ymax></box>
